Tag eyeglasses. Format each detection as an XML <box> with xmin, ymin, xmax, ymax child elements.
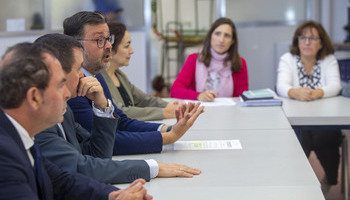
<box><xmin>298</xmin><ymin>35</ymin><xmax>320</xmax><ymax>43</ymax></box>
<box><xmin>78</xmin><ymin>34</ymin><xmax>115</xmax><ymax>48</ymax></box>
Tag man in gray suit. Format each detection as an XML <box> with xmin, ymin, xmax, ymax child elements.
<box><xmin>35</xmin><ymin>33</ymin><xmax>201</xmax><ymax>184</ymax></box>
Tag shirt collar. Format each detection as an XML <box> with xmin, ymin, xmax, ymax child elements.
<box><xmin>5</xmin><ymin>113</ymin><xmax>34</xmax><ymax>151</ymax></box>
<box><xmin>82</xmin><ymin>67</ymin><xmax>94</xmax><ymax>77</ymax></box>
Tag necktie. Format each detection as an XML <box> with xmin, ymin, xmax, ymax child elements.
<box><xmin>30</xmin><ymin>143</ymin><xmax>44</xmax><ymax>199</ymax></box>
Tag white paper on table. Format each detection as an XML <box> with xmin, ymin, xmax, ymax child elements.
<box><xmin>163</xmin><ymin>140</ymin><xmax>242</xmax><ymax>151</ymax></box>
<box><xmin>183</xmin><ymin>98</ymin><xmax>236</xmax><ymax>107</ymax></box>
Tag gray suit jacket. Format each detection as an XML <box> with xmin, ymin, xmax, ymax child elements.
<box><xmin>101</xmin><ymin>69</ymin><xmax>168</xmax><ymax>121</ymax></box>
<box><xmin>35</xmin><ymin>106</ymin><xmax>151</xmax><ymax>184</ymax></box>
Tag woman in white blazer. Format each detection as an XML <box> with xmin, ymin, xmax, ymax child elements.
<box><xmin>276</xmin><ymin>20</ymin><xmax>342</xmax><ymax>195</ymax></box>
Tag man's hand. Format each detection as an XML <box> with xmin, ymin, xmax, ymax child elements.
<box><xmin>157</xmin><ymin>163</ymin><xmax>201</xmax><ymax>177</ymax></box>
<box><xmin>109</xmin><ymin>179</ymin><xmax>153</xmax><ymax>200</ymax></box>
<box><xmin>162</xmin><ymin>102</ymin><xmax>204</xmax><ymax>144</ymax></box>
<box><xmin>78</xmin><ymin>77</ymin><xmax>108</xmax><ymax>108</ymax></box>
<box><xmin>163</xmin><ymin>100</ymin><xmax>181</xmax><ymax>118</ymax></box>
<box><xmin>197</xmin><ymin>91</ymin><xmax>217</xmax><ymax>102</ymax></box>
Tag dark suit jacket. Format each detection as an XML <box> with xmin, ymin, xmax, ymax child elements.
<box><xmin>0</xmin><ymin>109</ymin><xmax>116</xmax><ymax>200</ymax></box>
<box><xmin>36</xmin><ymin>106</ymin><xmax>151</xmax><ymax>184</ymax></box>
<box><xmin>68</xmin><ymin>73</ymin><xmax>163</xmax><ymax>155</ymax></box>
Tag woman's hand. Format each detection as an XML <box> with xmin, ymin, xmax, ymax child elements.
<box><xmin>288</xmin><ymin>87</ymin><xmax>323</xmax><ymax>101</ymax></box>
<box><xmin>197</xmin><ymin>91</ymin><xmax>218</xmax><ymax>102</ymax></box>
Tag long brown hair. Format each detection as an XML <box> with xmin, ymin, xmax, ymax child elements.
<box><xmin>290</xmin><ymin>20</ymin><xmax>334</xmax><ymax>60</ymax></box>
<box><xmin>199</xmin><ymin>17</ymin><xmax>242</xmax><ymax>72</ymax></box>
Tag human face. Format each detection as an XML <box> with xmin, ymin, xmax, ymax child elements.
<box><xmin>81</xmin><ymin>23</ymin><xmax>112</xmax><ymax>75</ymax></box>
<box><xmin>111</xmin><ymin>31</ymin><xmax>134</xmax><ymax>67</ymax></box>
<box><xmin>65</xmin><ymin>47</ymin><xmax>84</xmax><ymax>98</ymax></box>
<box><xmin>210</xmin><ymin>24</ymin><xmax>234</xmax><ymax>54</ymax></box>
<box><xmin>40</xmin><ymin>53</ymin><xmax>71</xmax><ymax>126</ymax></box>
<box><xmin>298</xmin><ymin>27</ymin><xmax>322</xmax><ymax>59</ymax></box>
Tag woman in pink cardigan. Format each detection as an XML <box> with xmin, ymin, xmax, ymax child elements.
<box><xmin>170</xmin><ymin>18</ymin><xmax>249</xmax><ymax>101</ymax></box>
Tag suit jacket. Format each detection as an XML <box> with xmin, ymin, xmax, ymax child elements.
<box><xmin>0</xmin><ymin>109</ymin><xmax>116</xmax><ymax>200</ymax></box>
<box><xmin>35</xmin><ymin>106</ymin><xmax>151</xmax><ymax>184</ymax></box>
<box><xmin>68</xmin><ymin>73</ymin><xmax>163</xmax><ymax>155</ymax></box>
<box><xmin>101</xmin><ymin>69</ymin><xmax>168</xmax><ymax>121</ymax></box>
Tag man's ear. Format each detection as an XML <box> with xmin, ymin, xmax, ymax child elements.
<box><xmin>26</xmin><ymin>87</ymin><xmax>43</xmax><ymax>111</ymax></box>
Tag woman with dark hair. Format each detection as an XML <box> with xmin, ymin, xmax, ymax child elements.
<box><xmin>170</xmin><ymin>17</ymin><xmax>249</xmax><ymax>101</ymax></box>
<box><xmin>100</xmin><ymin>21</ymin><xmax>180</xmax><ymax>121</ymax></box>
<box><xmin>276</xmin><ymin>20</ymin><xmax>342</xmax><ymax>194</ymax></box>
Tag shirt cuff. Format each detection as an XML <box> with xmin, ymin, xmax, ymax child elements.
<box><xmin>145</xmin><ymin>159</ymin><xmax>159</xmax><ymax>179</ymax></box>
<box><xmin>157</xmin><ymin>124</ymin><xmax>165</xmax><ymax>132</ymax></box>
<box><xmin>92</xmin><ymin>99</ymin><xmax>115</xmax><ymax>118</ymax></box>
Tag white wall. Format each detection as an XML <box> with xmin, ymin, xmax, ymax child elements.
<box><xmin>331</xmin><ymin>0</ymin><xmax>349</xmax><ymax>43</ymax></box>
<box><xmin>119</xmin><ymin>31</ymin><xmax>147</xmax><ymax>92</ymax></box>
<box><xmin>237</xmin><ymin>25</ymin><xmax>297</xmax><ymax>90</ymax></box>
<box><xmin>0</xmin><ymin>35</ymin><xmax>40</xmax><ymax>57</ymax></box>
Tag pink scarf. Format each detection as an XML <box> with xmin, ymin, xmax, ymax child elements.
<box><xmin>195</xmin><ymin>48</ymin><xmax>233</xmax><ymax>97</ymax></box>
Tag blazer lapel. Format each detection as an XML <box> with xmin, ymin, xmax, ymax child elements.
<box><xmin>0</xmin><ymin>110</ymin><xmax>43</xmax><ymax>198</ymax></box>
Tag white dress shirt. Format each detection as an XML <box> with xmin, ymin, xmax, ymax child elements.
<box><xmin>5</xmin><ymin>113</ymin><xmax>34</xmax><ymax>166</ymax></box>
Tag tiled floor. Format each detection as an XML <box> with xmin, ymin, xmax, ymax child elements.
<box><xmin>308</xmin><ymin>131</ymin><xmax>350</xmax><ymax>200</ymax></box>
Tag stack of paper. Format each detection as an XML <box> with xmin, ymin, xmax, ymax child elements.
<box><xmin>239</xmin><ymin>88</ymin><xmax>282</xmax><ymax>106</ymax></box>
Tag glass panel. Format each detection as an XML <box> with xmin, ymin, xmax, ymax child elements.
<box><xmin>226</xmin><ymin>0</ymin><xmax>307</xmax><ymax>25</ymax></box>
<box><xmin>51</xmin><ymin>0</ymin><xmax>94</xmax><ymax>30</ymax></box>
<box><xmin>0</xmin><ymin>0</ymin><xmax>44</xmax><ymax>32</ymax></box>
<box><xmin>156</xmin><ymin>0</ymin><xmax>216</xmax><ymax>36</ymax></box>
<box><xmin>118</xmin><ymin>0</ymin><xmax>145</xmax><ymax>27</ymax></box>
<box><xmin>51</xmin><ymin>0</ymin><xmax>144</xmax><ymax>30</ymax></box>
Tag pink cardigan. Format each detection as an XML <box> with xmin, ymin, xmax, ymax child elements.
<box><xmin>170</xmin><ymin>53</ymin><xmax>249</xmax><ymax>100</ymax></box>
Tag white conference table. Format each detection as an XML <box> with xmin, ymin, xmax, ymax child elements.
<box><xmin>113</xmin><ymin>129</ymin><xmax>323</xmax><ymax>200</ymax></box>
<box><xmin>152</xmin><ymin>98</ymin><xmax>291</xmax><ymax>130</ymax></box>
<box><xmin>281</xmin><ymin>95</ymin><xmax>350</xmax><ymax>200</ymax></box>
<box><xmin>281</xmin><ymin>96</ymin><xmax>350</xmax><ymax>127</ymax></box>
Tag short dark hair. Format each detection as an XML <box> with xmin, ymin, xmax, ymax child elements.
<box><xmin>2</xmin><ymin>42</ymin><xmax>33</xmax><ymax>60</ymax></box>
<box><xmin>108</xmin><ymin>21</ymin><xmax>126</xmax><ymax>52</ymax></box>
<box><xmin>0</xmin><ymin>43</ymin><xmax>50</xmax><ymax>109</ymax></box>
<box><xmin>63</xmin><ymin>11</ymin><xmax>107</xmax><ymax>38</ymax></box>
<box><xmin>199</xmin><ymin>17</ymin><xmax>242</xmax><ymax>72</ymax></box>
<box><xmin>35</xmin><ymin>33</ymin><xmax>84</xmax><ymax>73</ymax></box>
<box><xmin>290</xmin><ymin>20</ymin><xmax>334</xmax><ymax>60</ymax></box>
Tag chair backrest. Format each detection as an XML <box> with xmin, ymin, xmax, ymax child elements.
<box><xmin>338</xmin><ymin>59</ymin><xmax>350</xmax><ymax>83</ymax></box>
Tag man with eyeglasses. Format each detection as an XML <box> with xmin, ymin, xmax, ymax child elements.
<box><xmin>61</xmin><ymin>11</ymin><xmax>203</xmax><ymax>182</ymax></box>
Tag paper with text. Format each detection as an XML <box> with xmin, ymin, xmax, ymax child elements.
<box><xmin>183</xmin><ymin>98</ymin><xmax>236</xmax><ymax>107</ymax></box>
<box><xmin>163</xmin><ymin>140</ymin><xmax>242</xmax><ymax>151</ymax></box>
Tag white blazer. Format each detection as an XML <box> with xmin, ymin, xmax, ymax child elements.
<box><xmin>276</xmin><ymin>52</ymin><xmax>341</xmax><ymax>98</ymax></box>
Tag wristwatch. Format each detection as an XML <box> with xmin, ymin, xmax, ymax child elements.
<box><xmin>94</xmin><ymin>99</ymin><xmax>113</xmax><ymax>113</ymax></box>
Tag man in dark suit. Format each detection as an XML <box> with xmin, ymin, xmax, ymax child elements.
<box><xmin>64</xmin><ymin>11</ymin><xmax>204</xmax><ymax>155</ymax></box>
<box><xmin>0</xmin><ymin>42</ymin><xmax>151</xmax><ymax>200</ymax></box>
<box><xmin>35</xmin><ymin>33</ymin><xmax>202</xmax><ymax>184</ymax></box>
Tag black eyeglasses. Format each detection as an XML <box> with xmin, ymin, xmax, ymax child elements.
<box><xmin>78</xmin><ymin>34</ymin><xmax>115</xmax><ymax>48</ymax></box>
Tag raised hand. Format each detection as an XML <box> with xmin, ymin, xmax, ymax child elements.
<box><xmin>162</xmin><ymin>102</ymin><xmax>204</xmax><ymax>144</ymax></box>
<box><xmin>78</xmin><ymin>76</ymin><xmax>108</xmax><ymax>108</ymax></box>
